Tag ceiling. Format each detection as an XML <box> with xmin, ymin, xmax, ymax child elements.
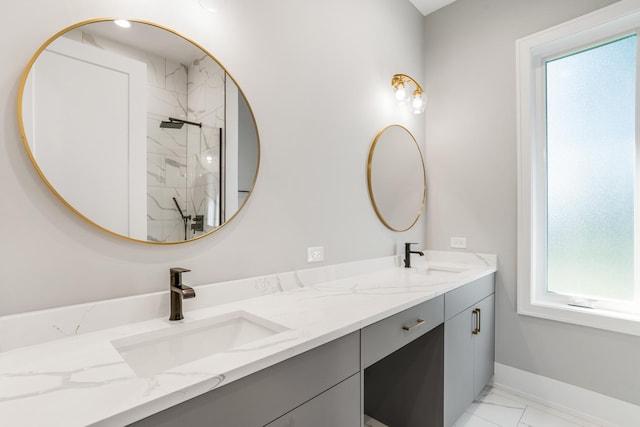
<box><xmin>75</xmin><ymin>20</ymin><xmax>206</xmax><ymax>65</ymax></box>
<box><xmin>409</xmin><ymin>0</ymin><xmax>457</xmax><ymax>16</ymax></box>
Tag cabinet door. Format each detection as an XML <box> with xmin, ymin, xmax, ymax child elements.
<box><xmin>473</xmin><ymin>294</ymin><xmax>495</xmax><ymax>398</ymax></box>
<box><xmin>443</xmin><ymin>307</ymin><xmax>475</xmax><ymax>427</ymax></box>
<box><xmin>266</xmin><ymin>373</ymin><xmax>361</xmax><ymax>427</ymax></box>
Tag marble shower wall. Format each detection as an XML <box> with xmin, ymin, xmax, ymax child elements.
<box><xmin>73</xmin><ymin>30</ymin><xmax>225</xmax><ymax>242</ymax></box>
<box><xmin>146</xmin><ymin>58</ymin><xmax>189</xmax><ymax>243</ymax></box>
<box><xmin>186</xmin><ymin>55</ymin><xmax>225</xmax><ymax>237</ymax></box>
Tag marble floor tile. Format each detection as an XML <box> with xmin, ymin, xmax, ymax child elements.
<box><xmin>453</xmin><ymin>386</ymin><xmax>601</xmax><ymax>427</ymax></box>
<box><xmin>518</xmin><ymin>406</ymin><xmax>585</xmax><ymax>427</ymax></box>
<box><xmin>454</xmin><ymin>411</ymin><xmax>503</xmax><ymax>426</ymax></box>
<box><xmin>465</xmin><ymin>388</ymin><xmax>527</xmax><ymax>426</ymax></box>
<box><xmin>489</xmin><ymin>387</ymin><xmax>603</xmax><ymax>427</ymax></box>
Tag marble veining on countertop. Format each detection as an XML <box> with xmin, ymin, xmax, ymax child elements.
<box><xmin>0</xmin><ymin>251</ymin><xmax>496</xmax><ymax>426</ymax></box>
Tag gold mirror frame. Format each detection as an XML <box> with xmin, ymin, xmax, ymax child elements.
<box><xmin>18</xmin><ymin>18</ymin><xmax>260</xmax><ymax>244</ymax></box>
<box><xmin>367</xmin><ymin>124</ymin><xmax>426</xmax><ymax>232</ymax></box>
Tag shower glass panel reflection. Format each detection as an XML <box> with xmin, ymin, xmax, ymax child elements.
<box><xmin>147</xmin><ymin>116</ymin><xmax>223</xmax><ymax>242</ymax></box>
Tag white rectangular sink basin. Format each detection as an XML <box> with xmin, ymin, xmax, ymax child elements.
<box><xmin>413</xmin><ymin>264</ymin><xmax>471</xmax><ymax>277</ymax></box>
<box><xmin>112</xmin><ymin>311</ymin><xmax>287</xmax><ymax>377</ymax></box>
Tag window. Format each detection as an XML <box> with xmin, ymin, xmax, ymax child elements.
<box><xmin>547</xmin><ymin>36</ymin><xmax>637</xmax><ymax>303</ymax></box>
<box><xmin>517</xmin><ymin>1</ymin><xmax>640</xmax><ymax>335</ymax></box>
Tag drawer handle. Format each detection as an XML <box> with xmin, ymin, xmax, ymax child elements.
<box><xmin>402</xmin><ymin>318</ymin><xmax>425</xmax><ymax>331</ymax></box>
<box><xmin>472</xmin><ymin>308</ymin><xmax>481</xmax><ymax>335</ymax></box>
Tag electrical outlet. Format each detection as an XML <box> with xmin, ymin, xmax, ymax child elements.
<box><xmin>307</xmin><ymin>246</ymin><xmax>324</xmax><ymax>263</ymax></box>
<box><xmin>450</xmin><ymin>237</ymin><xmax>467</xmax><ymax>249</ymax></box>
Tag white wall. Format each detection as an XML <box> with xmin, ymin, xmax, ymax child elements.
<box><xmin>423</xmin><ymin>0</ymin><xmax>640</xmax><ymax>406</ymax></box>
<box><xmin>0</xmin><ymin>0</ymin><xmax>425</xmax><ymax>314</ymax></box>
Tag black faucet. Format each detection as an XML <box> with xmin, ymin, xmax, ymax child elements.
<box><xmin>404</xmin><ymin>242</ymin><xmax>424</xmax><ymax>268</ymax></box>
<box><xmin>169</xmin><ymin>267</ymin><xmax>196</xmax><ymax>321</ymax></box>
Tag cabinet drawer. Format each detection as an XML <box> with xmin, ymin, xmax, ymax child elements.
<box><xmin>361</xmin><ymin>295</ymin><xmax>444</xmax><ymax>368</ymax></box>
<box><xmin>444</xmin><ymin>274</ymin><xmax>495</xmax><ymax>321</ymax></box>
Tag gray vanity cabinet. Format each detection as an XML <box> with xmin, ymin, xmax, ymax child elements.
<box><xmin>129</xmin><ymin>332</ymin><xmax>360</xmax><ymax>427</ymax></box>
<box><xmin>129</xmin><ymin>274</ymin><xmax>497</xmax><ymax>427</ymax></box>
<box><xmin>443</xmin><ymin>274</ymin><xmax>495</xmax><ymax>427</ymax></box>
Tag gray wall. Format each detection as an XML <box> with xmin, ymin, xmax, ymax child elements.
<box><xmin>423</xmin><ymin>0</ymin><xmax>640</xmax><ymax>405</ymax></box>
<box><xmin>0</xmin><ymin>0</ymin><xmax>425</xmax><ymax>314</ymax></box>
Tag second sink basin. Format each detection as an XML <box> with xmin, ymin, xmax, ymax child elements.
<box><xmin>112</xmin><ymin>311</ymin><xmax>287</xmax><ymax>377</ymax></box>
<box><xmin>412</xmin><ymin>264</ymin><xmax>471</xmax><ymax>277</ymax></box>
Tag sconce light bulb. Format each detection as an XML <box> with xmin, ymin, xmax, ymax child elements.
<box><xmin>412</xmin><ymin>94</ymin><xmax>426</xmax><ymax>114</ymax></box>
<box><xmin>411</xmin><ymin>93</ymin><xmax>423</xmax><ymax>109</ymax></box>
<box><xmin>394</xmin><ymin>84</ymin><xmax>407</xmax><ymax>101</ymax></box>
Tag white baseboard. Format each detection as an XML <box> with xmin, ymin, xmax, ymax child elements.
<box><xmin>493</xmin><ymin>363</ymin><xmax>640</xmax><ymax>427</ymax></box>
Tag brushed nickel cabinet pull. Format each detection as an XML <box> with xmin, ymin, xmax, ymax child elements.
<box><xmin>402</xmin><ymin>318</ymin><xmax>425</xmax><ymax>331</ymax></box>
<box><xmin>477</xmin><ymin>308</ymin><xmax>481</xmax><ymax>334</ymax></box>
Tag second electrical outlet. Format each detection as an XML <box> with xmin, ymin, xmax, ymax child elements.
<box><xmin>450</xmin><ymin>237</ymin><xmax>467</xmax><ymax>249</ymax></box>
<box><xmin>307</xmin><ymin>246</ymin><xmax>324</xmax><ymax>263</ymax></box>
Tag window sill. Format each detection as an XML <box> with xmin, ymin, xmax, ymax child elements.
<box><xmin>518</xmin><ymin>299</ymin><xmax>640</xmax><ymax>336</ymax></box>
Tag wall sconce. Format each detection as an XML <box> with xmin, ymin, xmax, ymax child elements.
<box><xmin>391</xmin><ymin>74</ymin><xmax>425</xmax><ymax>114</ymax></box>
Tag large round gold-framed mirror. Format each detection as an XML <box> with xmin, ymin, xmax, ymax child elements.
<box><xmin>18</xmin><ymin>18</ymin><xmax>260</xmax><ymax>244</ymax></box>
<box><xmin>367</xmin><ymin>124</ymin><xmax>426</xmax><ymax>231</ymax></box>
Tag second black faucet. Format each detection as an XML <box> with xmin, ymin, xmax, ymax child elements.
<box><xmin>404</xmin><ymin>242</ymin><xmax>424</xmax><ymax>268</ymax></box>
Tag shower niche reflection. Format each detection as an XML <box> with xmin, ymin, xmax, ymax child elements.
<box><xmin>19</xmin><ymin>20</ymin><xmax>259</xmax><ymax>244</ymax></box>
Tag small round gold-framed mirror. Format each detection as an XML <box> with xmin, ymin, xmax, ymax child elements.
<box><xmin>18</xmin><ymin>18</ymin><xmax>259</xmax><ymax>244</ymax></box>
<box><xmin>367</xmin><ymin>124</ymin><xmax>426</xmax><ymax>231</ymax></box>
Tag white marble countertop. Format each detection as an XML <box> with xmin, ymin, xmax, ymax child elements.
<box><xmin>0</xmin><ymin>251</ymin><xmax>496</xmax><ymax>426</ymax></box>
